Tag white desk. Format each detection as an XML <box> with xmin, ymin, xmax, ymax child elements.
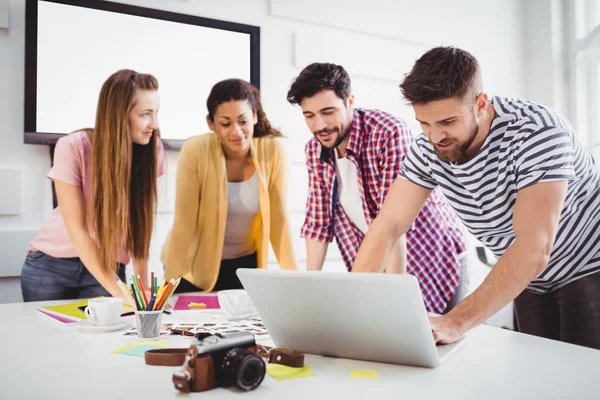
<box><xmin>1</xmin><ymin>299</ymin><xmax>599</xmax><ymax>400</ymax></box>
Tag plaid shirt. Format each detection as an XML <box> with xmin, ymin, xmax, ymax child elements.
<box><xmin>301</xmin><ymin>108</ymin><xmax>466</xmax><ymax>313</ymax></box>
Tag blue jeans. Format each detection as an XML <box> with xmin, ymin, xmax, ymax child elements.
<box><xmin>21</xmin><ymin>251</ymin><xmax>126</xmax><ymax>302</ymax></box>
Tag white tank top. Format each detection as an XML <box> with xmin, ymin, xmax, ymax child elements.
<box><xmin>335</xmin><ymin>156</ymin><xmax>369</xmax><ymax>234</ymax></box>
<box><xmin>222</xmin><ymin>172</ymin><xmax>261</xmax><ymax>260</ymax></box>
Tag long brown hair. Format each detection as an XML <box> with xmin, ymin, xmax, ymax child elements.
<box><xmin>89</xmin><ymin>69</ymin><xmax>159</xmax><ymax>276</ymax></box>
<box><xmin>206</xmin><ymin>78</ymin><xmax>282</xmax><ymax>138</ymax></box>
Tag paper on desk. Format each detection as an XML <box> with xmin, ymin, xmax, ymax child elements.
<box><xmin>266</xmin><ymin>364</ymin><xmax>314</xmax><ymax>381</ymax></box>
<box><xmin>112</xmin><ymin>340</ymin><xmax>168</xmax><ymax>355</ymax></box>
<box><xmin>37</xmin><ymin>309</ymin><xmax>77</xmax><ymax>324</ymax></box>
<box><xmin>349</xmin><ymin>370</ymin><xmax>379</xmax><ymax>379</ymax></box>
<box><xmin>40</xmin><ymin>300</ymin><xmax>88</xmax><ymax>319</ymax></box>
<box><xmin>40</xmin><ymin>299</ymin><xmax>134</xmax><ymax>320</ymax></box>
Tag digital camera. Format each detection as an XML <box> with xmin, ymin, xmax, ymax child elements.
<box><xmin>172</xmin><ymin>331</ymin><xmax>266</xmax><ymax>393</ymax></box>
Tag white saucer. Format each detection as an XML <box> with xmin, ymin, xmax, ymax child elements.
<box><xmin>77</xmin><ymin>317</ymin><xmax>133</xmax><ymax>333</ymax></box>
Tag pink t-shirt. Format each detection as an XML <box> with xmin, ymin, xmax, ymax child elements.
<box><xmin>28</xmin><ymin>130</ymin><xmax>166</xmax><ymax>264</ymax></box>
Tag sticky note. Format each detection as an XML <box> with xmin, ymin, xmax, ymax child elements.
<box><xmin>112</xmin><ymin>340</ymin><xmax>168</xmax><ymax>355</ymax></box>
<box><xmin>121</xmin><ymin>344</ymin><xmax>165</xmax><ymax>357</ymax></box>
<box><xmin>350</xmin><ymin>370</ymin><xmax>379</xmax><ymax>379</ymax></box>
<box><xmin>266</xmin><ymin>364</ymin><xmax>314</xmax><ymax>381</ymax></box>
<box><xmin>173</xmin><ymin>295</ymin><xmax>220</xmax><ymax>310</ymax></box>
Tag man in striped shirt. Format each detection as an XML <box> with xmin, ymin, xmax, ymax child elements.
<box><xmin>353</xmin><ymin>46</ymin><xmax>600</xmax><ymax>349</ymax></box>
<box><xmin>286</xmin><ymin>62</ymin><xmax>467</xmax><ymax>314</ymax></box>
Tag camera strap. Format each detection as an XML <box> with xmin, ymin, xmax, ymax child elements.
<box><xmin>256</xmin><ymin>345</ymin><xmax>305</xmax><ymax>368</ymax></box>
<box><xmin>145</xmin><ymin>345</ymin><xmax>304</xmax><ymax>368</ymax></box>
<box><xmin>145</xmin><ymin>348</ymin><xmax>189</xmax><ymax>366</ymax></box>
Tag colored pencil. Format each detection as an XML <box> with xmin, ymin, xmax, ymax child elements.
<box><xmin>155</xmin><ymin>280</ymin><xmax>174</xmax><ymax>310</ymax></box>
<box><xmin>132</xmin><ymin>275</ymin><xmax>145</xmax><ymax>310</ymax></box>
<box><xmin>116</xmin><ymin>279</ymin><xmax>134</xmax><ymax>307</ymax></box>
<box><xmin>151</xmin><ymin>272</ymin><xmax>154</xmax><ymax>296</ymax></box>
<box><xmin>130</xmin><ymin>283</ymin><xmax>141</xmax><ymax>310</ymax></box>
<box><xmin>159</xmin><ymin>278</ymin><xmax>179</xmax><ymax>310</ymax></box>
<box><xmin>154</xmin><ymin>284</ymin><xmax>165</xmax><ymax>310</ymax></box>
<box><xmin>161</xmin><ymin>285</ymin><xmax>176</xmax><ymax>310</ymax></box>
<box><xmin>172</xmin><ymin>276</ymin><xmax>182</xmax><ymax>293</ymax></box>
<box><xmin>147</xmin><ymin>294</ymin><xmax>156</xmax><ymax>311</ymax></box>
<box><xmin>115</xmin><ymin>278</ymin><xmax>128</xmax><ymax>296</ymax></box>
<box><xmin>116</xmin><ymin>276</ymin><xmax>134</xmax><ymax>298</ymax></box>
<box><xmin>156</xmin><ymin>276</ymin><xmax>180</xmax><ymax>310</ymax></box>
<box><xmin>137</xmin><ymin>274</ymin><xmax>149</xmax><ymax>306</ymax></box>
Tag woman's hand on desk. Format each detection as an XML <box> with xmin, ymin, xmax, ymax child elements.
<box><xmin>429</xmin><ymin>314</ymin><xmax>463</xmax><ymax>344</ymax></box>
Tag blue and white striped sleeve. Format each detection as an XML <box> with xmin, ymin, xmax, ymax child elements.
<box><xmin>515</xmin><ymin>126</ymin><xmax>575</xmax><ymax>191</ymax></box>
<box><xmin>398</xmin><ymin>137</ymin><xmax>438</xmax><ymax>189</ymax></box>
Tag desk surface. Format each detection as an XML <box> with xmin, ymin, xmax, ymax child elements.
<box><xmin>1</xmin><ymin>298</ymin><xmax>599</xmax><ymax>400</ymax></box>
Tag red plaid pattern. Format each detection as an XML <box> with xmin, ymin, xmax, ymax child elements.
<box><xmin>301</xmin><ymin>108</ymin><xmax>466</xmax><ymax>313</ymax></box>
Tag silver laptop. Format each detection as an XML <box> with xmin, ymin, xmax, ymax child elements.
<box><xmin>237</xmin><ymin>269</ymin><xmax>463</xmax><ymax>368</ymax></box>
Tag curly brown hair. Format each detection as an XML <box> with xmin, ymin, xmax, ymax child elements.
<box><xmin>207</xmin><ymin>79</ymin><xmax>282</xmax><ymax>138</ymax></box>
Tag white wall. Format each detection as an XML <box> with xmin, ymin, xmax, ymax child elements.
<box><xmin>0</xmin><ymin>0</ymin><xmax>528</xmax><ymax>303</ymax></box>
<box><xmin>0</xmin><ymin>0</ymin><xmax>57</xmax><ymax>302</ymax></box>
<box><xmin>522</xmin><ymin>0</ymin><xmax>568</xmax><ymax>114</ymax></box>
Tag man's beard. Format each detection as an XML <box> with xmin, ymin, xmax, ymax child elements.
<box><xmin>315</xmin><ymin>124</ymin><xmax>351</xmax><ymax>149</ymax></box>
<box><xmin>434</xmin><ymin>119</ymin><xmax>479</xmax><ymax>163</ymax></box>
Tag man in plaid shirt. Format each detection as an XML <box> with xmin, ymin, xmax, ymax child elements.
<box><xmin>286</xmin><ymin>63</ymin><xmax>467</xmax><ymax>314</ymax></box>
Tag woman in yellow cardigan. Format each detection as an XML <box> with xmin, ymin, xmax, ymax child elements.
<box><xmin>162</xmin><ymin>78</ymin><xmax>298</xmax><ymax>292</ymax></box>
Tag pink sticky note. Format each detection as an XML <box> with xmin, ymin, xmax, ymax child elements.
<box><xmin>173</xmin><ymin>295</ymin><xmax>220</xmax><ymax>311</ymax></box>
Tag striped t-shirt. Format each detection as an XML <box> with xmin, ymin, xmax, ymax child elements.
<box><xmin>400</xmin><ymin>96</ymin><xmax>600</xmax><ymax>293</ymax></box>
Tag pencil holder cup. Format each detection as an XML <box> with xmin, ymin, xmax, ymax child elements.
<box><xmin>135</xmin><ymin>310</ymin><xmax>162</xmax><ymax>340</ymax></box>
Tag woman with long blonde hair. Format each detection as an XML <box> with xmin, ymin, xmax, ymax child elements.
<box><xmin>21</xmin><ymin>69</ymin><xmax>165</xmax><ymax>302</ymax></box>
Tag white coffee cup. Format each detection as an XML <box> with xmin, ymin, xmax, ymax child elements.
<box><xmin>84</xmin><ymin>297</ymin><xmax>123</xmax><ymax>326</ymax></box>
<box><xmin>217</xmin><ymin>289</ymin><xmax>256</xmax><ymax>318</ymax></box>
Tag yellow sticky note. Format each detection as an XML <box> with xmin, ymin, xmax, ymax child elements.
<box><xmin>350</xmin><ymin>370</ymin><xmax>379</xmax><ymax>379</ymax></box>
<box><xmin>266</xmin><ymin>364</ymin><xmax>314</xmax><ymax>381</ymax></box>
<box><xmin>111</xmin><ymin>340</ymin><xmax>168</xmax><ymax>354</ymax></box>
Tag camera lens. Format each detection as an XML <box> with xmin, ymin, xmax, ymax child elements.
<box><xmin>219</xmin><ymin>348</ymin><xmax>266</xmax><ymax>391</ymax></box>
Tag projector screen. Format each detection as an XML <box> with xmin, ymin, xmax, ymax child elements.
<box><xmin>24</xmin><ymin>0</ymin><xmax>260</xmax><ymax>149</ymax></box>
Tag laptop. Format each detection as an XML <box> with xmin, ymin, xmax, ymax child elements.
<box><xmin>237</xmin><ymin>269</ymin><xmax>463</xmax><ymax>368</ymax></box>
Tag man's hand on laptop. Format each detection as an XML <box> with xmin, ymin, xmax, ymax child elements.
<box><xmin>428</xmin><ymin>314</ymin><xmax>463</xmax><ymax>345</ymax></box>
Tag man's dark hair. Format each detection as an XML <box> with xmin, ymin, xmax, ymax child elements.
<box><xmin>287</xmin><ymin>63</ymin><xmax>351</xmax><ymax>105</ymax></box>
<box><xmin>399</xmin><ymin>46</ymin><xmax>482</xmax><ymax>104</ymax></box>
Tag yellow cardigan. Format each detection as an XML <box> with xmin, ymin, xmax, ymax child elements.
<box><xmin>161</xmin><ymin>133</ymin><xmax>298</xmax><ymax>291</ymax></box>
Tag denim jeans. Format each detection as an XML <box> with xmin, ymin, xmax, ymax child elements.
<box><xmin>21</xmin><ymin>251</ymin><xmax>126</xmax><ymax>302</ymax></box>
<box><xmin>513</xmin><ymin>271</ymin><xmax>600</xmax><ymax>350</ymax></box>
